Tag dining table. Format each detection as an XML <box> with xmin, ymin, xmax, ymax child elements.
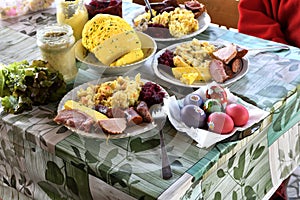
<box><xmin>0</xmin><ymin>2</ymin><xmax>300</xmax><ymax>200</ymax></box>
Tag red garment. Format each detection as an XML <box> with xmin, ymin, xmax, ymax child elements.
<box><xmin>238</xmin><ymin>0</ymin><xmax>300</xmax><ymax>48</ymax></box>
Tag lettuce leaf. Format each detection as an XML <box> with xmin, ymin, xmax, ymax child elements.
<box><xmin>0</xmin><ymin>60</ymin><xmax>67</xmax><ymax>114</ymax></box>
<box><xmin>1</xmin><ymin>95</ymin><xmax>32</xmax><ymax>114</ymax></box>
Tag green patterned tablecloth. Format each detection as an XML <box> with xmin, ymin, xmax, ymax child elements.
<box><xmin>0</xmin><ymin>2</ymin><xmax>300</xmax><ymax>200</ymax></box>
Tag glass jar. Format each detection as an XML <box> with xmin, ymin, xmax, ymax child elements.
<box><xmin>56</xmin><ymin>0</ymin><xmax>88</xmax><ymax>41</ymax></box>
<box><xmin>37</xmin><ymin>24</ymin><xmax>78</xmax><ymax>82</ymax></box>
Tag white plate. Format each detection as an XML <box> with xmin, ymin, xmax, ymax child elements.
<box><xmin>127</xmin><ymin>7</ymin><xmax>211</xmax><ymax>42</ymax></box>
<box><xmin>74</xmin><ymin>32</ymin><xmax>157</xmax><ymax>75</ymax></box>
<box><xmin>152</xmin><ymin>41</ymin><xmax>249</xmax><ymax>88</ymax></box>
<box><xmin>57</xmin><ymin>77</ymin><xmax>168</xmax><ymax>139</ymax></box>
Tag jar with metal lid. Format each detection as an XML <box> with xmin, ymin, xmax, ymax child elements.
<box><xmin>37</xmin><ymin>24</ymin><xmax>78</xmax><ymax>82</ymax></box>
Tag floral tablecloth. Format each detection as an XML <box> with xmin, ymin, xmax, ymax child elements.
<box><xmin>0</xmin><ymin>2</ymin><xmax>300</xmax><ymax>200</ymax></box>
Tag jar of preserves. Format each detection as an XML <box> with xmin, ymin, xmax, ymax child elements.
<box><xmin>56</xmin><ymin>0</ymin><xmax>88</xmax><ymax>41</ymax></box>
<box><xmin>37</xmin><ymin>24</ymin><xmax>78</xmax><ymax>82</ymax></box>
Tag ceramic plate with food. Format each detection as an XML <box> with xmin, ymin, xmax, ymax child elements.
<box><xmin>75</xmin><ymin>13</ymin><xmax>157</xmax><ymax>74</ymax></box>
<box><xmin>75</xmin><ymin>31</ymin><xmax>156</xmax><ymax>74</ymax></box>
<box><xmin>55</xmin><ymin>75</ymin><xmax>168</xmax><ymax>139</ymax></box>
<box><xmin>127</xmin><ymin>1</ymin><xmax>211</xmax><ymax>42</ymax></box>
<box><xmin>152</xmin><ymin>39</ymin><xmax>249</xmax><ymax>88</ymax></box>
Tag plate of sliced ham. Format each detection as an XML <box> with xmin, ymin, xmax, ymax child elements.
<box><xmin>54</xmin><ymin>75</ymin><xmax>168</xmax><ymax>139</ymax></box>
<box><xmin>152</xmin><ymin>39</ymin><xmax>249</xmax><ymax>88</ymax></box>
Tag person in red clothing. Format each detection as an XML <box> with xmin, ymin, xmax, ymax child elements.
<box><xmin>238</xmin><ymin>0</ymin><xmax>300</xmax><ymax>48</ymax></box>
<box><xmin>238</xmin><ymin>1</ymin><xmax>298</xmax><ymax>199</ymax></box>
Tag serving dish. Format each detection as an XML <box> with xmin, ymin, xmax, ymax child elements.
<box><xmin>164</xmin><ymin>86</ymin><xmax>269</xmax><ymax>148</ymax></box>
<box><xmin>57</xmin><ymin>77</ymin><xmax>168</xmax><ymax>139</ymax></box>
<box><xmin>126</xmin><ymin>7</ymin><xmax>211</xmax><ymax>42</ymax></box>
<box><xmin>152</xmin><ymin>41</ymin><xmax>249</xmax><ymax>88</ymax></box>
<box><xmin>74</xmin><ymin>31</ymin><xmax>157</xmax><ymax>74</ymax></box>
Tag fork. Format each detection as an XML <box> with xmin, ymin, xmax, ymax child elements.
<box><xmin>150</xmin><ymin>104</ymin><xmax>172</xmax><ymax>180</ymax></box>
<box><xmin>248</xmin><ymin>45</ymin><xmax>290</xmax><ymax>53</ymax></box>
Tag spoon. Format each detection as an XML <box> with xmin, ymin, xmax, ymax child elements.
<box><xmin>143</xmin><ymin>0</ymin><xmax>155</xmax><ymax>20</ymax></box>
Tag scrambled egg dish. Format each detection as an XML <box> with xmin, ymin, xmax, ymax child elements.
<box><xmin>134</xmin><ymin>7</ymin><xmax>199</xmax><ymax>38</ymax></box>
<box><xmin>77</xmin><ymin>74</ymin><xmax>143</xmax><ymax>109</ymax></box>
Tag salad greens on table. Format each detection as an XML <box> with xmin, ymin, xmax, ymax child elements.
<box><xmin>0</xmin><ymin>60</ymin><xmax>66</xmax><ymax>114</ymax></box>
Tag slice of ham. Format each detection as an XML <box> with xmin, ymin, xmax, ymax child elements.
<box><xmin>54</xmin><ymin>109</ymin><xmax>94</xmax><ymax>132</ymax></box>
<box><xmin>213</xmin><ymin>43</ymin><xmax>237</xmax><ymax>64</ymax></box>
<box><xmin>110</xmin><ymin>107</ymin><xmax>126</xmax><ymax>118</ymax></box>
<box><xmin>98</xmin><ymin>118</ymin><xmax>127</xmax><ymax>134</ymax></box>
<box><xmin>209</xmin><ymin>59</ymin><xmax>229</xmax><ymax>83</ymax></box>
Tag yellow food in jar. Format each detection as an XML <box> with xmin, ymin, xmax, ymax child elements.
<box><xmin>56</xmin><ymin>0</ymin><xmax>88</xmax><ymax>41</ymax></box>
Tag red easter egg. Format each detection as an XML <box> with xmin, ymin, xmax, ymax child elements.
<box><xmin>207</xmin><ymin>112</ymin><xmax>234</xmax><ymax>134</ymax></box>
<box><xmin>225</xmin><ymin>103</ymin><xmax>249</xmax><ymax>126</ymax></box>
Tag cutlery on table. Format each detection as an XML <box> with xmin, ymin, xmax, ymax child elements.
<box><xmin>248</xmin><ymin>45</ymin><xmax>290</xmax><ymax>53</ymax></box>
<box><xmin>150</xmin><ymin>104</ymin><xmax>172</xmax><ymax>180</ymax></box>
<box><xmin>143</xmin><ymin>0</ymin><xmax>155</xmax><ymax>20</ymax></box>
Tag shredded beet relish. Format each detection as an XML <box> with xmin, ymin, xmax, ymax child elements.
<box><xmin>85</xmin><ymin>0</ymin><xmax>122</xmax><ymax>19</ymax></box>
<box><xmin>139</xmin><ymin>82</ymin><xmax>166</xmax><ymax>107</ymax></box>
<box><xmin>157</xmin><ymin>49</ymin><xmax>175</xmax><ymax>67</ymax></box>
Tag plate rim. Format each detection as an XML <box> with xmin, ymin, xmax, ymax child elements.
<box><xmin>152</xmin><ymin>40</ymin><xmax>249</xmax><ymax>88</ymax></box>
<box><xmin>127</xmin><ymin>7</ymin><xmax>211</xmax><ymax>42</ymax></box>
<box><xmin>57</xmin><ymin>77</ymin><xmax>169</xmax><ymax>139</ymax></box>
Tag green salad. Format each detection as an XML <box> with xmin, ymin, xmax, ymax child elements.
<box><xmin>0</xmin><ymin>60</ymin><xmax>67</xmax><ymax>114</ymax></box>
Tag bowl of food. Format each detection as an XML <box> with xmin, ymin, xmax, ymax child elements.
<box><xmin>75</xmin><ymin>14</ymin><xmax>157</xmax><ymax>74</ymax></box>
